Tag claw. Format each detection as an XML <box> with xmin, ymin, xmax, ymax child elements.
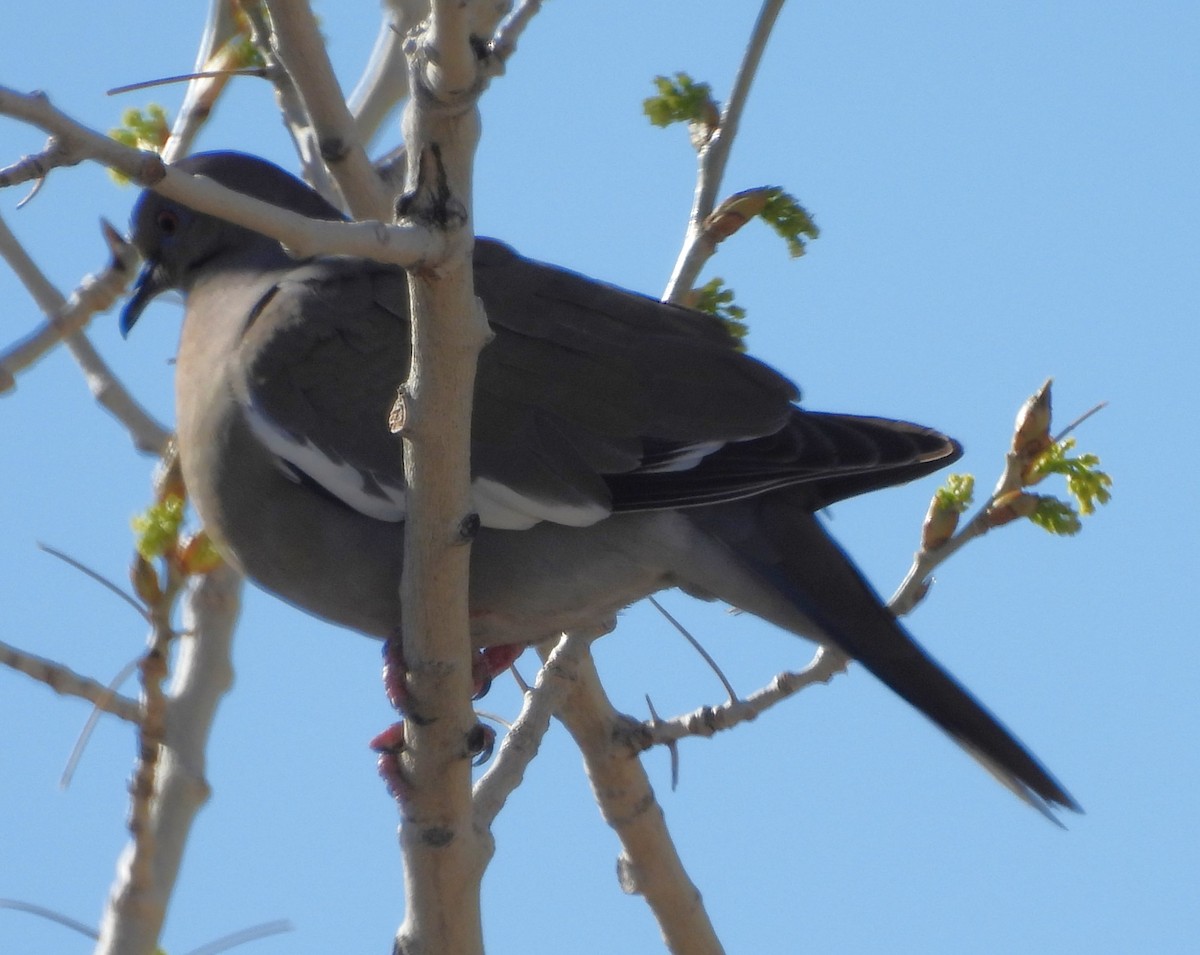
<box><xmin>382</xmin><ymin>631</ymin><xmax>408</xmax><ymax>713</ymax></box>
<box><xmin>471</xmin><ymin>644</ymin><xmax>523</xmax><ymax>699</ymax></box>
<box><xmin>468</xmin><ymin>723</ymin><xmax>496</xmax><ymax>765</ymax></box>
<box><xmin>370</xmin><ymin>721</ymin><xmax>409</xmax><ymax>801</ymax></box>
<box><xmin>369</xmin><ymin>721</ymin><xmax>406</xmax><ymax>754</ymax></box>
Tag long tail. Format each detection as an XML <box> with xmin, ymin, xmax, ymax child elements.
<box><xmin>697</xmin><ymin>492</ymin><xmax>1081</xmax><ymax>819</ymax></box>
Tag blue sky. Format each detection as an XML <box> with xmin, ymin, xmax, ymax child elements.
<box><xmin>2</xmin><ymin>2</ymin><xmax>1197</xmax><ymax>952</ymax></box>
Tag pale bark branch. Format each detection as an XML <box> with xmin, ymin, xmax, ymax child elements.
<box><xmin>0</xmin><ymin>639</ymin><xmax>140</xmax><ymax>723</ymax></box>
<box><xmin>0</xmin><ymin>85</ymin><xmax>443</xmax><ymax>266</ymax></box>
<box><xmin>391</xmin><ymin>5</ymin><xmax>491</xmax><ymax>953</ymax></box>
<box><xmin>263</xmin><ymin>0</ymin><xmax>394</xmax><ymax>220</ymax></box>
<box><xmin>233</xmin><ymin>0</ymin><xmax>341</xmax><ymax>205</ymax></box>
<box><xmin>473</xmin><ymin>636</ymin><xmax>580</xmax><ymax>826</ymax></box>
<box><xmin>159</xmin><ymin>0</ymin><xmax>241</xmax><ymax>163</ymax></box>
<box><xmin>94</xmin><ymin>565</ymin><xmax>241</xmax><ymax>955</ymax></box>
<box><xmin>643</xmin><ymin>647</ymin><xmax>849</xmax><ymax>747</ymax></box>
<box><xmin>348</xmin><ymin>0</ymin><xmax>429</xmax><ymax>148</ymax></box>
<box><xmin>548</xmin><ymin>637</ymin><xmax>725</xmax><ymax>955</ymax></box>
<box><xmin>491</xmin><ymin>0</ymin><xmax>544</xmax><ymax>63</ymax></box>
<box><xmin>422</xmin><ymin>0</ymin><xmax>478</xmax><ymax>96</ymax></box>
<box><xmin>0</xmin><ymin>209</ymin><xmax>169</xmax><ymax>453</ymax></box>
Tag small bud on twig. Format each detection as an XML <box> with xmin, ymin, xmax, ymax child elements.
<box><xmin>1012</xmin><ymin>378</ymin><xmax>1054</xmax><ymax>460</ymax></box>
<box><xmin>131</xmin><ymin>555</ymin><xmax>162</xmax><ymax>607</ymax></box>
<box><xmin>985</xmin><ymin>490</ymin><xmax>1040</xmax><ymax>528</ymax></box>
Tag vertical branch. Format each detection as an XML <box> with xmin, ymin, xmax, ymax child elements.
<box><xmin>392</xmin><ymin>5</ymin><xmax>491</xmax><ymax>953</ymax></box>
<box><xmin>161</xmin><ymin>0</ymin><xmax>240</xmax><ymax>162</ymax></box>
<box><xmin>262</xmin><ymin>0</ymin><xmax>393</xmax><ymax>219</ymax></box>
<box><xmin>348</xmin><ymin>0</ymin><xmax>430</xmax><ymax>147</ymax></box>
<box><xmin>663</xmin><ymin>0</ymin><xmax>787</xmax><ymax>303</ymax></box>
<box><xmin>93</xmin><ymin>565</ymin><xmax>241</xmax><ymax>955</ymax></box>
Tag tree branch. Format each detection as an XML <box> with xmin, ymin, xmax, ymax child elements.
<box><xmin>642</xmin><ymin>646</ymin><xmax>849</xmax><ymax>747</ymax></box>
<box><xmin>390</xmin><ymin>5</ymin><xmax>491</xmax><ymax>953</ymax></box>
<box><xmin>263</xmin><ymin>0</ymin><xmax>393</xmax><ymax>220</ymax></box>
<box><xmin>490</xmin><ymin>0</ymin><xmax>542</xmax><ymax>64</ymax></box>
<box><xmin>548</xmin><ymin>636</ymin><xmax>725</xmax><ymax>955</ymax></box>
<box><xmin>0</xmin><ymin>87</ymin><xmax>441</xmax><ymax>266</ymax></box>
<box><xmin>348</xmin><ymin>0</ymin><xmax>429</xmax><ymax>149</ymax></box>
<box><xmin>0</xmin><ymin>639</ymin><xmax>140</xmax><ymax>723</ymax></box>
<box><xmin>94</xmin><ymin>565</ymin><xmax>241</xmax><ymax>955</ymax></box>
<box><xmin>0</xmin><ymin>210</ymin><xmax>169</xmax><ymax>453</ymax></box>
<box><xmin>663</xmin><ymin>0</ymin><xmax>787</xmax><ymax>302</ymax></box>
<box><xmin>889</xmin><ymin>381</ymin><xmax>1065</xmax><ymax>615</ymax></box>
<box><xmin>159</xmin><ymin>0</ymin><xmax>241</xmax><ymax>163</ymax></box>
<box><xmin>473</xmin><ymin>637</ymin><xmax>579</xmax><ymax>827</ymax></box>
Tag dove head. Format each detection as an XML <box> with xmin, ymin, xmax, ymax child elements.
<box><xmin>121</xmin><ymin>151</ymin><xmax>346</xmax><ymax>335</ymax></box>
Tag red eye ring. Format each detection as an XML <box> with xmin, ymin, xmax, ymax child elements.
<box><xmin>156</xmin><ymin>209</ymin><xmax>179</xmax><ymax>236</ymax></box>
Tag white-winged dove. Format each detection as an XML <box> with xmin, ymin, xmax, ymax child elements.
<box><xmin>122</xmin><ymin>152</ymin><xmax>1079</xmax><ymax>817</ymax></box>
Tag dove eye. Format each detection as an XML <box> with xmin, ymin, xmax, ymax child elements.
<box><xmin>156</xmin><ymin>209</ymin><xmax>179</xmax><ymax>236</ymax></box>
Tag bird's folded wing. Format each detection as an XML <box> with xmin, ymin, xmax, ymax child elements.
<box><xmin>229</xmin><ymin>240</ymin><xmax>956</xmax><ymax>529</ymax></box>
<box><xmin>472</xmin><ymin>241</ymin><xmax>802</xmax><ymax>520</ymax></box>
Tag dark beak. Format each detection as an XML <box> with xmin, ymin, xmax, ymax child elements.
<box><xmin>120</xmin><ymin>261</ymin><xmax>170</xmax><ymax>337</ymax></box>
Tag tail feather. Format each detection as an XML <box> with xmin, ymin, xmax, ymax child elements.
<box><xmin>701</xmin><ymin>493</ymin><xmax>1081</xmax><ymax>817</ymax></box>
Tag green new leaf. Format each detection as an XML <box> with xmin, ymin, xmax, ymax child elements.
<box><xmin>108</xmin><ymin>104</ymin><xmax>170</xmax><ymax>184</ymax></box>
<box><xmin>228</xmin><ymin>34</ymin><xmax>266</xmax><ymax>71</ymax></box>
<box><xmin>1032</xmin><ymin>438</ymin><xmax>1113</xmax><ymax>516</ymax></box>
<box><xmin>644</xmin><ymin>73</ymin><xmax>717</xmax><ymax>128</ymax></box>
<box><xmin>691</xmin><ymin>277</ymin><xmax>748</xmax><ymax>347</ymax></box>
<box><xmin>132</xmin><ymin>494</ymin><xmax>184</xmax><ymax>560</ymax></box>
<box><xmin>934</xmin><ymin>473</ymin><xmax>975</xmax><ymax>513</ymax></box>
<box><xmin>1030</xmin><ymin>496</ymin><xmax>1084</xmax><ymax>536</ymax></box>
<box><xmin>761</xmin><ymin>188</ymin><xmax>820</xmax><ymax>258</ymax></box>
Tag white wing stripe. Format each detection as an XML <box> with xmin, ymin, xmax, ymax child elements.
<box><xmin>636</xmin><ymin>439</ymin><xmax>725</xmax><ymax>473</ymax></box>
<box><xmin>471</xmin><ymin>477</ymin><xmax>610</xmax><ymax>530</ymax></box>
<box><xmin>243</xmin><ymin>402</ymin><xmax>407</xmax><ymax>521</ymax></box>
<box><xmin>242</xmin><ymin>402</ymin><xmax>610</xmax><ymax>530</ymax></box>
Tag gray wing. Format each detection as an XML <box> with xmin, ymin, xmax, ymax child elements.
<box><xmin>232</xmin><ymin>240</ymin><xmax>954</xmax><ymax>529</ymax></box>
<box><xmin>471</xmin><ymin>241</ymin><xmax>799</xmax><ymax>524</ymax></box>
<box><xmin>233</xmin><ymin>257</ymin><xmax>413</xmax><ymax>520</ymax></box>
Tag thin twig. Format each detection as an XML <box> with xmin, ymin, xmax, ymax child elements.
<box><xmin>37</xmin><ymin>543</ymin><xmax>149</xmax><ymax>620</ymax></box>
<box><xmin>0</xmin><ymin>209</ymin><xmax>170</xmax><ymax>452</ymax></box>
<box><xmin>60</xmin><ymin>657</ymin><xmax>141</xmax><ymax>788</ymax></box>
<box><xmin>663</xmin><ymin>0</ymin><xmax>788</xmax><ymax>302</ymax></box>
<box><xmin>182</xmin><ymin>919</ymin><xmax>293</xmax><ymax>955</ymax></box>
<box><xmin>107</xmin><ymin>69</ymin><xmax>267</xmax><ymax>97</ymax></box>
<box><xmin>161</xmin><ymin>0</ymin><xmax>253</xmax><ymax>163</ymax></box>
<box><xmin>890</xmin><ymin>385</ymin><xmax>1108</xmax><ymax>616</ymax></box>
<box><xmin>644</xmin><ymin>695</ymin><xmax>681</xmax><ymax>790</ymax></box>
<box><xmin>648</xmin><ymin>596</ymin><xmax>737</xmax><ymax>701</ymax></box>
<box><xmin>639</xmin><ymin>646</ymin><xmax>849</xmax><ymax>747</ymax></box>
<box><xmin>0</xmin><ymin>219</ymin><xmax>135</xmax><ymax>390</ymax></box>
<box><xmin>1054</xmin><ymin>401</ymin><xmax>1108</xmax><ymax>444</ymax></box>
<box><xmin>0</xmin><ymin>137</ymin><xmax>79</xmax><ymax>190</ymax></box>
<box><xmin>0</xmin><ymin>900</ymin><xmax>99</xmax><ymax>940</ymax></box>
<box><xmin>238</xmin><ymin>0</ymin><xmax>342</xmax><ymax>206</ymax></box>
